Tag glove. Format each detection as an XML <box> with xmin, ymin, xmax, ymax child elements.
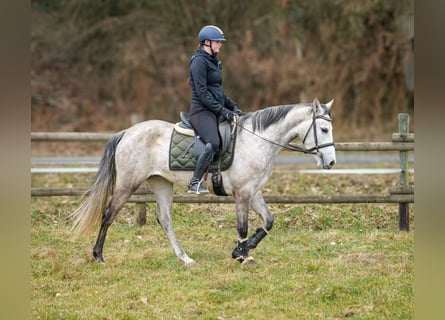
<box><xmin>232</xmin><ymin>105</ymin><xmax>247</xmax><ymax>116</ymax></box>
<box><xmin>232</xmin><ymin>105</ymin><xmax>242</xmax><ymax>116</ymax></box>
<box><xmin>220</xmin><ymin>108</ymin><xmax>235</xmax><ymax>122</ymax></box>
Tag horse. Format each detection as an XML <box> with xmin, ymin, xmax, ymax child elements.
<box><xmin>70</xmin><ymin>98</ymin><xmax>336</xmax><ymax>266</ymax></box>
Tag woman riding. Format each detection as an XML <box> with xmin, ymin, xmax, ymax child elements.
<box><xmin>187</xmin><ymin>25</ymin><xmax>242</xmax><ymax>194</ymax></box>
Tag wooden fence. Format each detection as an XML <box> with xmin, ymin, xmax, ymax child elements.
<box><xmin>31</xmin><ymin>114</ymin><xmax>414</xmax><ymax>230</ymax></box>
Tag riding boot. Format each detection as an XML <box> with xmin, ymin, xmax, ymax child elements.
<box><xmin>188</xmin><ymin>143</ymin><xmax>215</xmax><ymax>194</ymax></box>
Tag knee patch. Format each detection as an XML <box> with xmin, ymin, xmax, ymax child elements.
<box><xmin>207</xmin><ymin>142</ymin><xmax>219</xmax><ymax>154</ymax></box>
<box><xmin>203</xmin><ymin>143</ymin><xmax>216</xmax><ymax>162</ymax></box>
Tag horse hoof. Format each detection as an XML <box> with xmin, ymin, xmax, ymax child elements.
<box><xmin>237</xmin><ymin>256</ymin><xmax>257</xmax><ymax>266</ymax></box>
<box><xmin>183</xmin><ymin>258</ymin><xmax>196</xmax><ymax>267</ymax></box>
<box><xmin>93</xmin><ymin>253</ymin><xmax>105</xmax><ymax>264</ymax></box>
<box><xmin>246</xmin><ymin>259</ymin><xmax>257</xmax><ymax>267</ymax></box>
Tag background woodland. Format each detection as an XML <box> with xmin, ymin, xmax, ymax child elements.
<box><xmin>31</xmin><ymin>0</ymin><xmax>414</xmax><ymax>140</ymax></box>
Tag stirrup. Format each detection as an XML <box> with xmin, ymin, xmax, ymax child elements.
<box><xmin>188</xmin><ymin>179</ymin><xmax>209</xmax><ymax>195</ymax></box>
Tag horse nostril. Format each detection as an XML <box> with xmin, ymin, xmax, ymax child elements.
<box><xmin>329</xmin><ymin>160</ymin><xmax>336</xmax><ymax>167</ymax></box>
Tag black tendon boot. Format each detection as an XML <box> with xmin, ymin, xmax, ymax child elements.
<box><xmin>188</xmin><ymin>143</ymin><xmax>215</xmax><ymax>194</ymax></box>
<box><xmin>247</xmin><ymin>227</ymin><xmax>268</xmax><ymax>249</ymax></box>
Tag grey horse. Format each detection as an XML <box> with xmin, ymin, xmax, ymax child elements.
<box><xmin>70</xmin><ymin>98</ymin><xmax>336</xmax><ymax>266</ymax></box>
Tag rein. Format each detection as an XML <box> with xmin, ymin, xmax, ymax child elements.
<box><xmin>235</xmin><ymin>108</ymin><xmax>334</xmax><ymax>155</ymax></box>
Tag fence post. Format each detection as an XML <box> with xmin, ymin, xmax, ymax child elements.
<box><xmin>397</xmin><ymin>113</ymin><xmax>410</xmax><ymax>231</ymax></box>
<box><xmin>136</xmin><ymin>203</ymin><xmax>147</xmax><ymax>226</ymax></box>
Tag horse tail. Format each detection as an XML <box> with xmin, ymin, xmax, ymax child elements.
<box><xmin>70</xmin><ymin>130</ymin><xmax>126</xmax><ymax>238</ymax></box>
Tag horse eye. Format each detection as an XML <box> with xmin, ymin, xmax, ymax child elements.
<box><xmin>321</xmin><ymin>127</ymin><xmax>328</xmax><ymax>133</ymax></box>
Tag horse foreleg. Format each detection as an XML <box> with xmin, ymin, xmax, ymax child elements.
<box><xmin>149</xmin><ymin>177</ymin><xmax>195</xmax><ymax>266</ymax></box>
<box><xmin>232</xmin><ymin>194</ymin><xmax>255</xmax><ymax>265</ymax></box>
<box><xmin>247</xmin><ymin>191</ymin><xmax>274</xmax><ymax>250</ymax></box>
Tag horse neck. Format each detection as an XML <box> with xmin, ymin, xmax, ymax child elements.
<box><xmin>272</xmin><ymin>105</ymin><xmax>311</xmax><ymax>145</ymax></box>
<box><xmin>239</xmin><ymin>105</ymin><xmax>310</xmax><ymax>155</ymax></box>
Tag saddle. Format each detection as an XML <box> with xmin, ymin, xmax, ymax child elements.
<box><xmin>169</xmin><ymin>112</ymin><xmax>237</xmax><ymax>195</ymax></box>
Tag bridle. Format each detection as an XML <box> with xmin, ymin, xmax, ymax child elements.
<box><xmin>235</xmin><ymin>106</ymin><xmax>334</xmax><ymax>155</ymax></box>
<box><xmin>292</xmin><ymin>107</ymin><xmax>334</xmax><ymax>154</ymax></box>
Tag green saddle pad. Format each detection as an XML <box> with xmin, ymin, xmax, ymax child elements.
<box><xmin>169</xmin><ymin>129</ymin><xmax>236</xmax><ymax>171</ymax></box>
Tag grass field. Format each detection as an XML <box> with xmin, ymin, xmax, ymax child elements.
<box><xmin>31</xmin><ymin>165</ymin><xmax>414</xmax><ymax>319</ymax></box>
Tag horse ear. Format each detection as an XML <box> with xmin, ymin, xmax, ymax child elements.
<box><xmin>325</xmin><ymin>99</ymin><xmax>334</xmax><ymax>111</ymax></box>
<box><xmin>312</xmin><ymin>97</ymin><xmax>321</xmax><ymax>113</ymax></box>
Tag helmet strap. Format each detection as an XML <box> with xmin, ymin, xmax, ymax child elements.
<box><xmin>209</xmin><ymin>40</ymin><xmax>215</xmax><ymax>55</ymax></box>
<box><xmin>202</xmin><ymin>40</ymin><xmax>216</xmax><ymax>56</ymax></box>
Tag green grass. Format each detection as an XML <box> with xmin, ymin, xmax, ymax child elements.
<box><xmin>31</xmin><ymin>167</ymin><xmax>414</xmax><ymax>319</ymax></box>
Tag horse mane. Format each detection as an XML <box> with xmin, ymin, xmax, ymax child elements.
<box><xmin>240</xmin><ymin>104</ymin><xmax>312</xmax><ymax>132</ymax></box>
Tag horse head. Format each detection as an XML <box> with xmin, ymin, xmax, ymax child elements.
<box><xmin>302</xmin><ymin>98</ymin><xmax>336</xmax><ymax>170</ymax></box>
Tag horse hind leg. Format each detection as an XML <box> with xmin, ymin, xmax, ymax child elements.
<box><xmin>93</xmin><ymin>188</ymin><xmax>133</xmax><ymax>263</ymax></box>
<box><xmin>148</xmin><ymin>176</ymin><xmax>195</xmax><ymax>266</ymax></box>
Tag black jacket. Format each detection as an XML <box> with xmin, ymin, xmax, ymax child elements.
<box><xmin>189</xmin><ymin>49</ymin><xmax>238</xmax><ymax>116</ymax></box>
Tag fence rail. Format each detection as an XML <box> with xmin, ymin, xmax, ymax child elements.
<box><xmin>30</xmin><ymin>187</ymin><xmax>414</xmax><ymax>204</ymax></box>
<box><xmin>31</xmin><ymin>114</ymin><xmax>414</xmax><ymax>230</ymax></box>
<box><xmin>31</xmin><ymin>133</ymin><xmax>414</xmax><ymax>151</ymax></box>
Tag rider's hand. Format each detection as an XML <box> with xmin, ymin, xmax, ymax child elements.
<box><xmin>232</xmin><ymin>105</ymin><xmax>244</xmax><ymax>116</ymax></box>
<box><xmin>221</xmin><ymin>108</ymin><xmax>235</xmax><ymax>122</ymax></box>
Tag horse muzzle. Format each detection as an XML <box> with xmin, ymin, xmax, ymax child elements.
<box><xmin>323</xmin><ymin>159</ymin><xmax>336</xmax><ymax>170</ymax></box>
<box><xmin>315</xmin><ymin>151</ymin><xmax>336</xmax><ymax>170</ymax></box>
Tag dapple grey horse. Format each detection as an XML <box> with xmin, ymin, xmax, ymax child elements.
<box><xmin>70</xmin><ymin>98</ymin><xmax>336</xmax><ymax>266</ymax></box>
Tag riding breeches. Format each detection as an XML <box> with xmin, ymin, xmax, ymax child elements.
<box><xmin>189</xmin><ymin>110</ymin><xmax>220</xmax><ymax>153</ymax></box>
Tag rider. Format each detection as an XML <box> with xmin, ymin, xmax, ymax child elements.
<box><xmin>187</xmin><ymin>25</ymin><xmax>242</xmax><ymax>194</ymax></box>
